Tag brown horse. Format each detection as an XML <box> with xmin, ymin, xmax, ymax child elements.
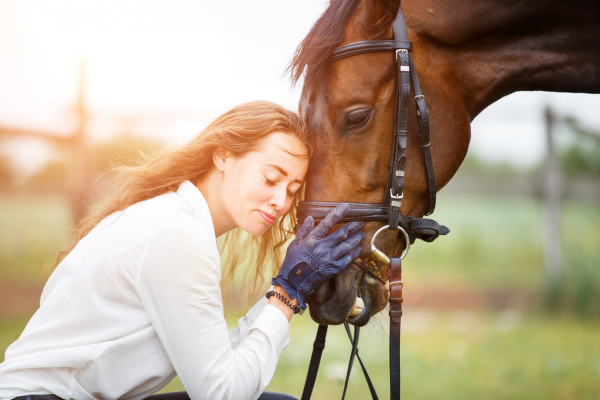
<box><xmin>289</xmin><ymin>0</ymin><xmax>600</xmax><ymax>326</ymax></box>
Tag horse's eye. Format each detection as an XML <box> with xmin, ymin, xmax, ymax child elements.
<box><xmin>346</xmin><ymin>110</ymin><xmax>371</xmax><ymax>129</ymax></box>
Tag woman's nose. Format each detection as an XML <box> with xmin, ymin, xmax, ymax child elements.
<box><xmin>269</xmin><ymin>187</ymin><xmax>287</xmax><ymax>212</ymax></box>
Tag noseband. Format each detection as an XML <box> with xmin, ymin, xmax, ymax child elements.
<box><xmin>299</xmin><ymin>7</ymin><xmax>449</xmax><ymax>400</ymax></box>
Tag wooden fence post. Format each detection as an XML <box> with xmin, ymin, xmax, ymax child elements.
<box><xmin>70</xmin><ymin>61</ymin><xmax>90</xmax><ymax>225</ymax></box>
<box><xmin>542</xmin><ymin>106</ymin><xmax>563</xmax><ymax>284</ymax></box>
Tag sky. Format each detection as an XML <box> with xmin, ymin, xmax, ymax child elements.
<box><xmin>1</xmin><ymin>0</ymin><xmax>599</xmax><ymax>175</ymax></box>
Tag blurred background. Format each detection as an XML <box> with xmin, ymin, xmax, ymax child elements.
<box><xmin>0</xmin><ymin>1</ymin><xmax>599</xmax><ymax>399</ymax></box>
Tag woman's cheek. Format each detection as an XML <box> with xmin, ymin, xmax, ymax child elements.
<box><xmin>282</xmin><ymin>198</ymin><xmax>293</xmax><ymax>215</ymax></box>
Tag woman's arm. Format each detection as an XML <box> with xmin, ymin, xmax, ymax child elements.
<box><xmin>267</xmin><ymin>286</ymin><xmax>298</xmax><ymax>321</ymax></box>
<box><xmin>228</xmin><ymin>286</ymin><xmax>296</xmax><ymax>350</ymax></box>
<box><xmin>138</xmin><ymin>223</ymin><xmax>289</xmax><ymax>400</ymax></box>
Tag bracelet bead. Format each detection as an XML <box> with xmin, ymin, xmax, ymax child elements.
<box><xmin>266</xmin><ymin>291</ymin><xmax>301</xmax><ymax>314</ymax></box>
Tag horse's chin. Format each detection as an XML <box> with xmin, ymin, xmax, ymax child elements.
<box><xmin>306</xmin><ymin>261</ymin><xmax>389</xmax><ymax>327</ymax></box>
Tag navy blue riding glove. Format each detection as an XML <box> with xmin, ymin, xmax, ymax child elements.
<box><xmin>272</xmin><ymin>204</ymin><xmax>365</xmax><ymax>310</ymax></box>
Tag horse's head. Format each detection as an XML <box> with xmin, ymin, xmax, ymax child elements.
<box><xmin>290</xmin><ymin>0</ymin><xmax>471</xmax><ymax>326</ymax></box>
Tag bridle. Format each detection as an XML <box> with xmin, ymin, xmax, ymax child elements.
<box><xmin>298</xmin><ymin>6</ymin><xmax>449</xmax><ymax>400</ymax></box>
<box><xmin>296</xmin><ymin>8</ymin><xmax>450</xmax><ymax>274</ymax></box>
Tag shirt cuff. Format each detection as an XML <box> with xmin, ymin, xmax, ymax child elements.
<box><xmin>251</xmin><ymin>304</ymin><xmax>290</xmax><ymax>354</ymax></box>
<box><xmin>245</xmin><ymin>287</ymin><xmax>273</xmax><ymax>323</ymax></box>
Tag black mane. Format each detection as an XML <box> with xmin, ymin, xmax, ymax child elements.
<box><xmin>287</xmin><ymin>0</ymin><xmax>362</xmax><ymax>92</ymax></box>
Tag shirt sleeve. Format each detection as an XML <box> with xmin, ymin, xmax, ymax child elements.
<box><xmin>137</xmin><ymin>223</ymin><xmax>290</xmax><ymax>400</ymax></box>
<box><xmin>228</xmin><ymin>296</ymin><xmax>271</xmax><ymax>349</ymax></box>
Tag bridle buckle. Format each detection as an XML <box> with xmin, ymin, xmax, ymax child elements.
<box><xmin>395</xmin><ymin>48</ymin><xmax>408</xmax><ymax>61</ymax></box>
<box><xmin>390</xmin><ymin>189</ymin><xmax>403</xmax><ymax>200</ymax></box>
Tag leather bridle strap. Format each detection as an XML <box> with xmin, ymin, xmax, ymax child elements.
<box><xmin>297</xmin><ymin>202</ymin><xmax>449</xmax><ymax>245</ymax></box>
<box><xmin>388</xmin><ymin>257</ymin><xmax>403</xmax><ymax>400</ymax></box>
<box><xmin>332</xmin><ymin>40</ymin><xmax>412</xmax><ymax>60</ymax></box>
<box><xmin>341</xmin><ymin>323</ymin><xmax>359</xmax><ymax>400</ymax></box>
<box><xmin>410</xmin><ymin>54</ymin><xmax>436</xmax><ymax>215</ymax></box>
<box><xmin>343</xmin><ymin>323</ymin><xmax>378</xmax><ymax>399</ymax></box>
<box><xmin>301</xmin><ymin>324</ymin><xmax>379</xmax><ymax>400</ymax></box>
<box><xmin>301</xmin><ymin>325</ymin><xmax>328</xmax><ymax>400</ymax></box>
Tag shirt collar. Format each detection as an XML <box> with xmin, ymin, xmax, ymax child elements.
<box><xmin>176</xmin><ymin>180</ymin><xmax>216</xmax><ymax>238</ymax></box>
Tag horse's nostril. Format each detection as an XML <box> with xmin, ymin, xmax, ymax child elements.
<box><xmin>312</xmin><ymin>276</ymin><xmax>335</xmax><ymax>304</ymax></box>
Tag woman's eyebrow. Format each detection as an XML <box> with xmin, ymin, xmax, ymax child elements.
<box><xmin>266</xmin><ymin>164</ymin><xmax>303</xmax><ymax>184</ymax></box>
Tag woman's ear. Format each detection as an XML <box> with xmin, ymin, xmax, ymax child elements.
<box><xmin>213</xmin><ymin>148</ymin><xmax>234</xmax><ymax>172</ymax></box>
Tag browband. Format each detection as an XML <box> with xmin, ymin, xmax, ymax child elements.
<box><xmin>332</xmin><ymin>40</ymin><xmax>412</xmax><ymax>61</ymax></box>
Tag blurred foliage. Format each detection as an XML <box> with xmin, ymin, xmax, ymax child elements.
<box><xmin>0</xmin><ymin>118</ymin><xmax>598</xmax><ymax>398</ymax></box>
<box><xmin>0</xmin><ymin>152</ymin><xmax>13</xmax><ymax>188</ymax></box>
<box><xmin>560</xmin><ymin>134</ymin><xmax>600</xmax><ymax>176</ymax></box>
<box><xmin>0</xmin><ymin>195</ymin><xmax>70</xmax><ymax>284</ymax></box>
<box><xmin>27</xmin><ymin>160</ymin><xmax>69</xmax><ymax>192</ymax></box>
<box><xmin>455</xmin><ymin>153</ymin><xmax>524</xmax><ymax>177</ymax></box>
<box><xmin>25</xmin><ymin>133</ymin><xmax>164</xmax><ymax>192</ymax></box>
<box><xmin>1</xmin><ymin>192</ymin><xmax>598</xmax><ymax>311</ymax></box>
<box><xmin>543</xmin><ymin>200</ymin><xmax>600</xmax><ymax>317</ymax></box>
<box><xmin>90</xmin><ymin>133</ymin><xmax>164</xmax><ymax>173</ymax></box>
<box><xmin>459</xmin><ymin>117</ymin><xmax>600</xmax><ymax>178</ymax></box>
<box><xmin>1</xmin><ymin>192</ymin><xmax>599</xmax><ymax>398</ymax></box>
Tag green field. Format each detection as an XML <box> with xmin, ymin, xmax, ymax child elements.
<box><xmin>1</xmin><ymin>192</ymin><xmax>599</xmax><ymax>398</ymax></box>
<box><xmin>0</xmin><ymin>195</ymin><xmax>70</xmax><ymax>284</ymax></box>
<box><xmin>148</xmin><ymin>308</ymin><xmax>600</xmax><ymax>400</ymax></box>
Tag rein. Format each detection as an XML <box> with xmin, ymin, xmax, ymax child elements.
<box><xmin>298</xmin><ymin>6</ymin><xmax>448</xmax><ymax>400</ymax></box>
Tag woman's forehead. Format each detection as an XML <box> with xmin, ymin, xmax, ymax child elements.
<box><xmin>258</xmin><ymin>132</ymin><xmax>309</xmax><ymax>159</ymax></box>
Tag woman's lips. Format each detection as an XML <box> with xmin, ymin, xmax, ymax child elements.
<box><xmin>257</xmin><ymin>210</ymin><xmax>275</xmax><ymax>224</ymax></box>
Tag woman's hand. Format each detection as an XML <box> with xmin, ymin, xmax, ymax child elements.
<box><xmin>271</xmin><ymin>204</ymin><xmax>365</xmax><ymax>310</ymax></box>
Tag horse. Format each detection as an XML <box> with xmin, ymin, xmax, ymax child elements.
<box><xmin>288</xmin><ymin>0</ymin><xmax>600</xmax><ymax>326</ymax></box>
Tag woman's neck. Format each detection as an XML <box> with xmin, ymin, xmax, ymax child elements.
<box><xmin>197</xmin><ymin>169</ymin><xmax>236</xmax><ymax>237</ymax></box>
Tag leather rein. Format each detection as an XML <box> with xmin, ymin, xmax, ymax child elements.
<box><xmin>299</xmin><ymin>7</ymin><xmax>449</xmax><ymax>400</ymax></box>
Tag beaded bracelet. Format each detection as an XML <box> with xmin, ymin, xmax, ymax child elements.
<box><xmin>266</xmin><ymin>291</ymin><xmax>302</xmax><ymax>314</ymax></box>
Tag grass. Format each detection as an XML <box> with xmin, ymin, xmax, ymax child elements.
<box><xmin>407</xmin><ymin>192</ymin><xmax>545</xmax><ymax>290</ymax></box>
<box><xmin>407</xmin><ymin>193</ymin><xmax>600</xmax><ymax>314</ymax></box>
<box><xmin>3</xmin><ymin>309</ymin><xmax>599</xmax><ymax>399</ymax></box>
<box><xmin>0</xmin><ymin>194</ymin><xmax>71</xmax><ymax>284</ymax></box>
<box><xmin>0</xmin><ymin>192</ymin><xmax>599</xmax><ymax>398</ymax></box>
<box><xmin>154</xmin><ymin>307</ymin><xmax>600</xmax><ymax>399</ymax></box>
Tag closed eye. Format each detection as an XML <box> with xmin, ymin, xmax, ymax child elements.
<box><xmin>265</xmin><ymin>177</ymin><xmax>276</xmax><ymax>186</ymax></box>
<box><xmin>265</xmin><ymin>177</ymin><xmax>296</xmax><ymax>198</ymax></box>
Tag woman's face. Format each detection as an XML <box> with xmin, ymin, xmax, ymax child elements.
<box><xmin>220</xmin><ymin>132</ymin><xmax>309</xmax><ymax>236</ymax></box>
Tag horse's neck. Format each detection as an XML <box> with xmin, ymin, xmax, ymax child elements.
<box><xmin>406</xmin><ymin>0</ymin><xmax>600</xmax><ymax>119</ymax></box>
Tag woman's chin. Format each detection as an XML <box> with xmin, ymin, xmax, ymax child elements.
<box><xmin>240</xmin><ymin>221</ymin><xmax>271</xmax><ymax>237</ymax></box>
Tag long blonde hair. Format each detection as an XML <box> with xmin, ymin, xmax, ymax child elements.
<box><xmin>55</xmin><ymin>101</ymin><xmax>310</xmax><ymax>304</ymax></box>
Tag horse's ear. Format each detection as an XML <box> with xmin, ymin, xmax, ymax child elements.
<box><xmin>358</xmin><ymin>0</ymin><xmax>400</xmax><ymax>39</ymax></box>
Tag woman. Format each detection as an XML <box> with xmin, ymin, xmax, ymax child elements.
<box><xmin>0</xmin><ymin>101</ymin><xmax>364</xmax><ymax>400</ymax></box>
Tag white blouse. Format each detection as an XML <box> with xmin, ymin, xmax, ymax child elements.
<box><xmin>0</xmin><ymin>181</ymin><xmax>290</xmax><ymax>400</ymax></box>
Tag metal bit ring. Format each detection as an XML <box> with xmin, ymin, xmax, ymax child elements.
<box><xmin>370</xmin><ymin>225</ymin><xmax>410</xmax><ymax>265</ymax></box>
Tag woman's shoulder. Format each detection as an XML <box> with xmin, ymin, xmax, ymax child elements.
<box><xmin>88</xmin><ymin>188</ymin><xmax>214</xmax><ymax>251</ymax></box>
<box><xmin>126</xmin><ymin>187</ymin><xmax>206</xmax><ymax>227</ymax></box>
<box><xmin>146</xmin><ymin>221</ymin><xmax>219</xmax><ymax>262</ymax></box>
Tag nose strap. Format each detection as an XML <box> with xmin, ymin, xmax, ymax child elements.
<box><xmin>297</xmin><ymin>201</ymin><xmax>388</xmax><ymax>224</ymax></box>
<box><xmin>297</xmin><ymin>201</ymin><xmax>449</xmax><ymax>244</ymax></box>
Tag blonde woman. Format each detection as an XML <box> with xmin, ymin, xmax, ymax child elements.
<box><xmin>0</xmin><ymin>101</ymin><xmax>364</xmax><ymax>400</ymax></box>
